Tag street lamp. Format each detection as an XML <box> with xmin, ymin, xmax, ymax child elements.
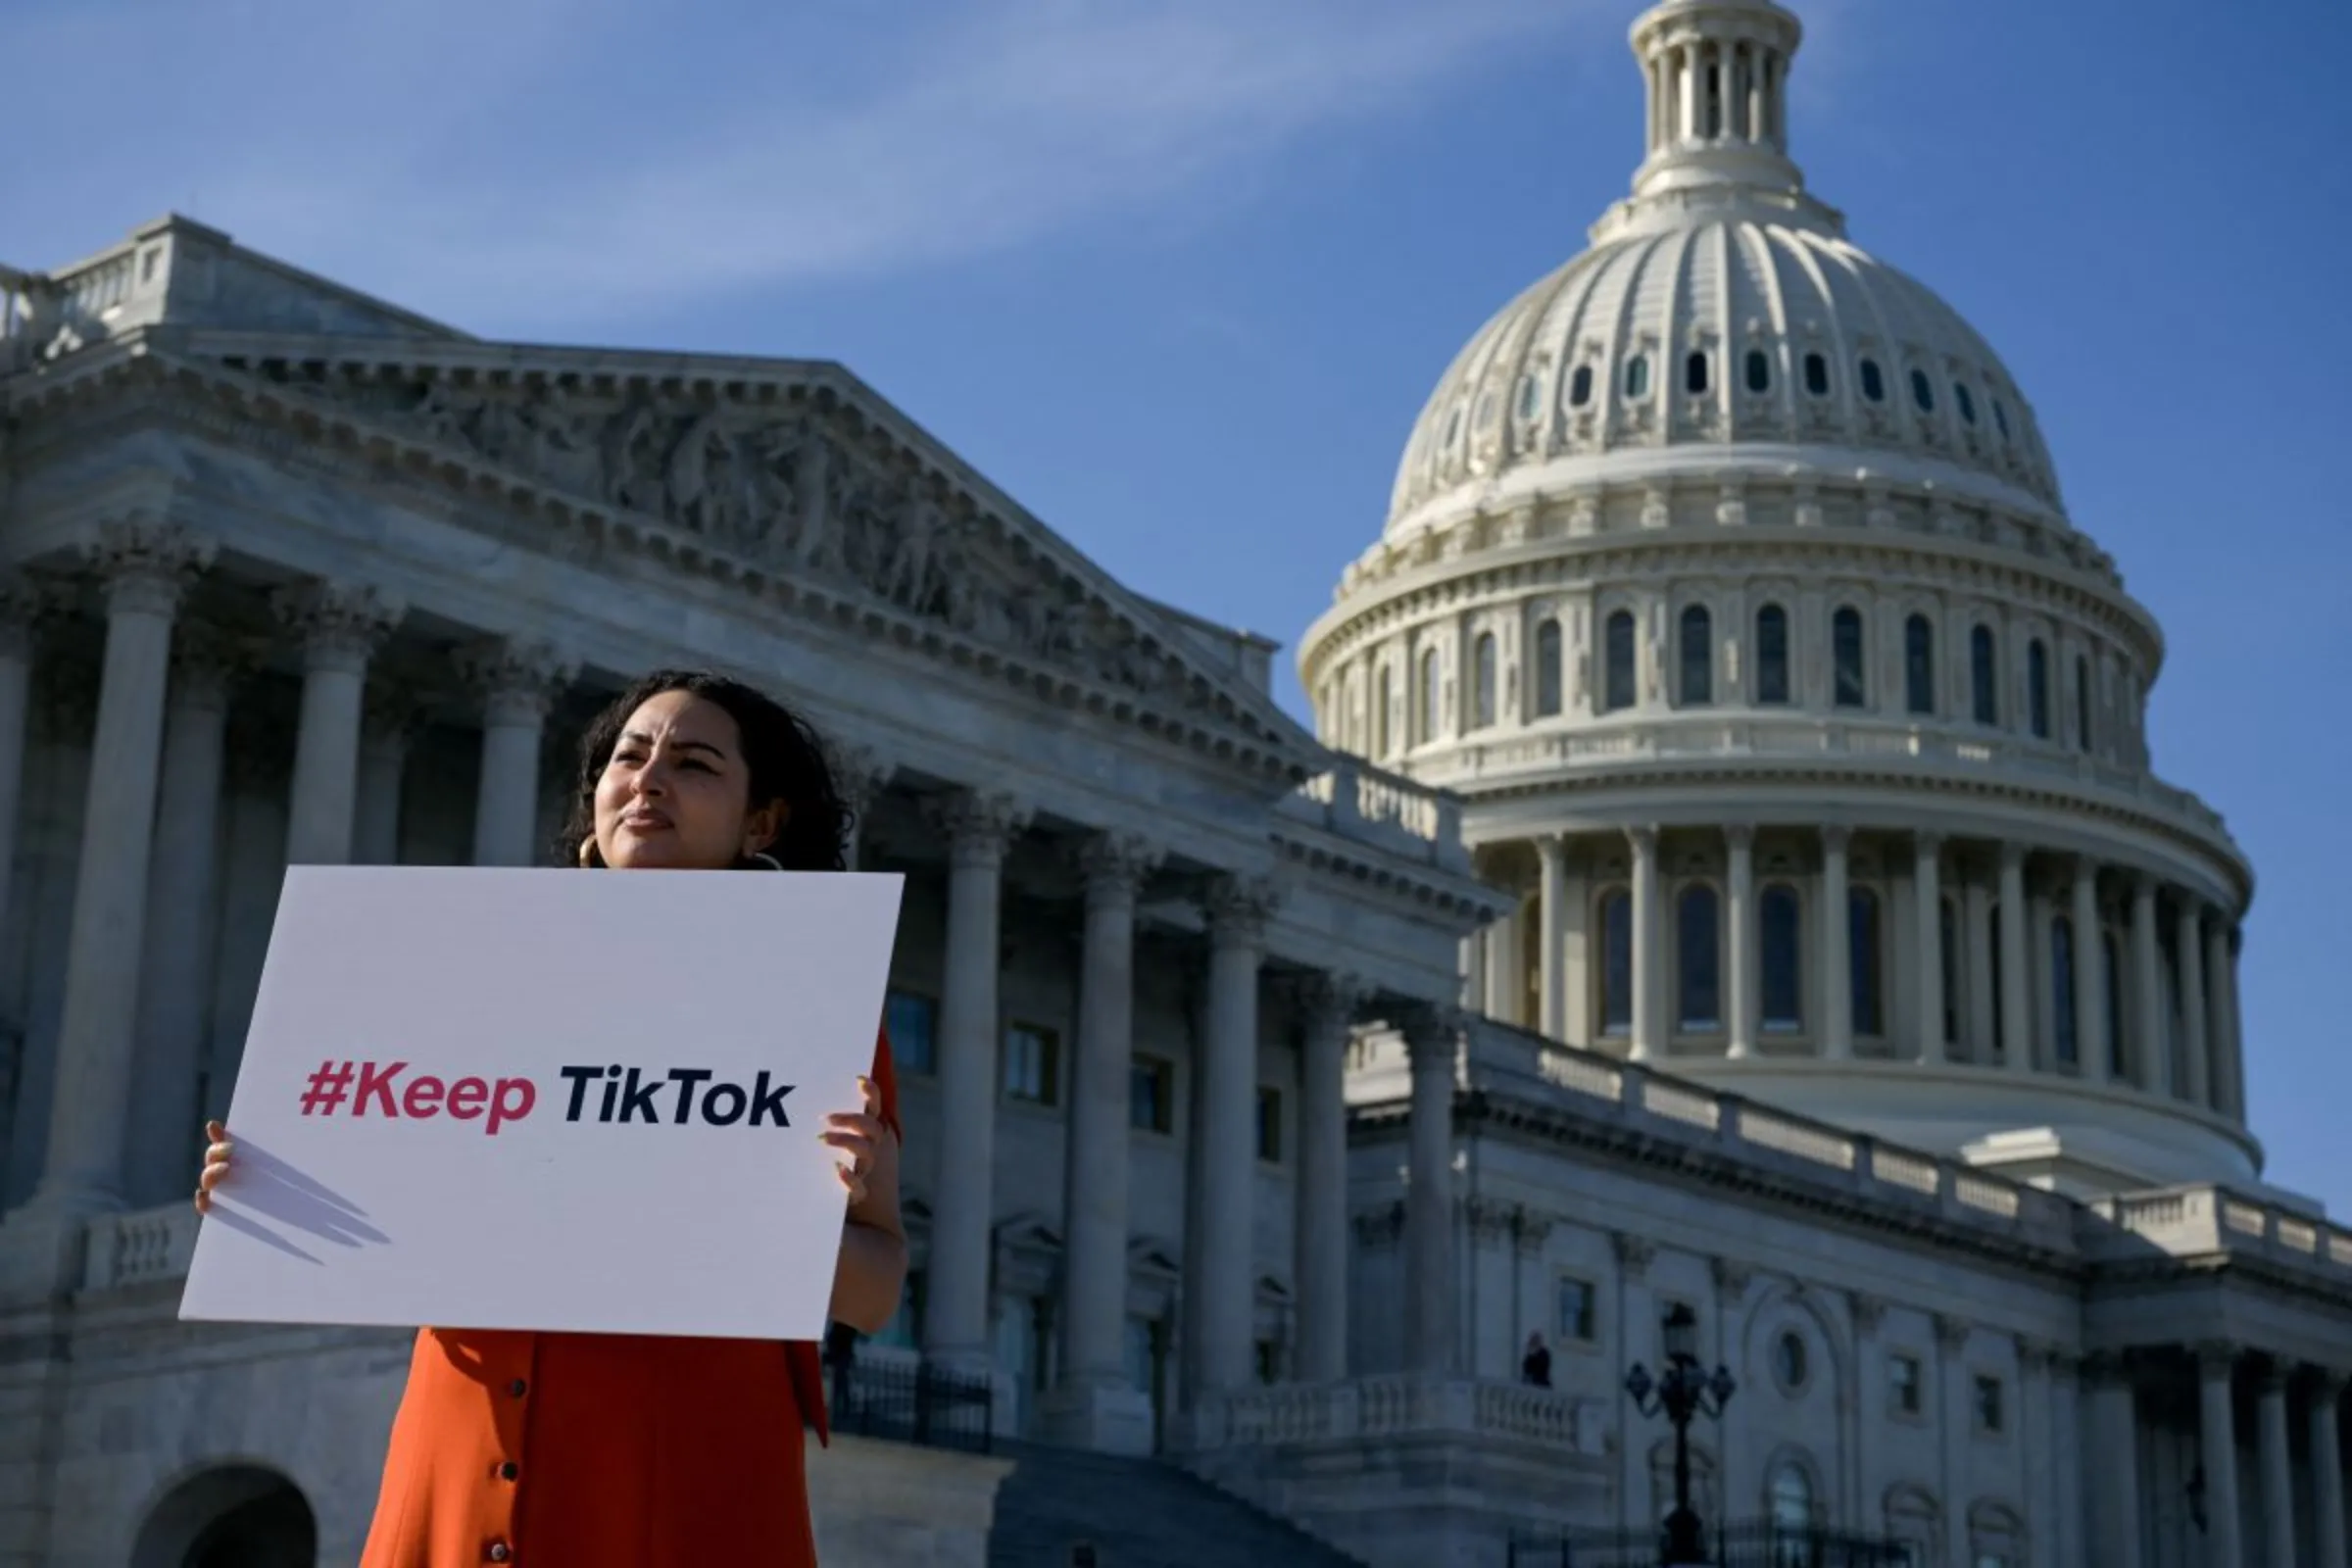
<box><xmin>1624</xmin><ymin>1301</ymin><xmax>1738</xmax><ymax>1565</ymax></box>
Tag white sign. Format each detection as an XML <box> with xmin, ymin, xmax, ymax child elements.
<box><xmin>179</xmin><ymin>865</ymin><xmax>905</xmax><ymax>1342</ymax></box>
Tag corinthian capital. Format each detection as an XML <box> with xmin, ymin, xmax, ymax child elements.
<box><xmin>82</xmin><ymin>514</ymin><xmax>215</xmax><ymax>617</ymax></box>
<box><xmin>925</xmin><ymin>789</ymin><xmax>1029</xmax><ymax>868</ymax></box>
<box><xmin>457</xmin><ymin>637</ymin><xmax>575</xmax><ymax>724</ymax></box>
<box><xmin>0</xmin><ymin>570</ymin><xmax>61</xmax><ymax>659</ymax></box>
<box><xmin>1076</xmin><ymin>831</ymin><xmax>1161</xmax><ymax>902</ymax></box>
<box><xmin>1204</xmin><ymin>872</ymin><xmax>1282</xmax><ymax>948</ymax></box>
<box><xmin>272</xmin><ymin>580</ymin><xmax>406</xmax><ymax>672</ymax></box>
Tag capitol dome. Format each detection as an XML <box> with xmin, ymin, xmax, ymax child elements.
<box><xmin>1302</xmin><ymin>0</ymin><xmax>2256</xmax><ymax>1197</ymax></box>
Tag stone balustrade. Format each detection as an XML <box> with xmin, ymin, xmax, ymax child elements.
<box><xmin>81</xmin><ymin>1200</ymin><xmax>202</xmax><ymax>1292</ymax></box>
<box><xmin>2082</xmin><ymin>1185</ymin><xmax>2352</xmax><ymax>1275</ymax></box>
<box><xmin>1182</xmin><ymin>1374</ymin><xmax>1605</xmax><ymax>1457</ymax></box>
<box><xmin>1283</xmin><ymin>757</ymin><xmax>1469</xmax><ymax>870</ymax></box>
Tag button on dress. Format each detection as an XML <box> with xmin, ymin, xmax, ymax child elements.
<box><xmin>357</xmin><ymin>1032</ymin><xmax>900</xmax><ymax>1567</ymax></box>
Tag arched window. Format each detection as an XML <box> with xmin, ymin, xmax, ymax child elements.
<box><xmin>2103</xmin><ymin>929</ymin><xmax>2127</xmax><ymax>1078</ymax></box>
<box><xmin>1858</xmin><ymin>357</ymin><xmax>1886</xmax><ymax>403</ymax></box>
<box><xmin>2028</xmin><ymin>638</ymin><xmax>2051</xmax><ymax>739</ymax></box>
<box><xmin>1604</xmin><ymin>610</ymin><xmax>1638</xmax><ymax>712</ymax></box>
<box><xmin>1909</xmin><ymin>368</ymin><xmax>1936</xmax><ymax>413</ymax></box>
<box><xmin>1570</xmin><ymin>365</ymin><xmax>1594</xmax><ymax>407</ymax></box>
<box><xmin>1516</xmin><ymin>374</ymin><xmax>1542</xmax><ymax>420</ymax></box>
<box><xmin>1768</xmin><ymin>1459</ymin><xmax>1815</xmax><ymax>1532</ymax></box>
<box><xmin>1970</xmin><ymin>625</ymin><xmax>1999</xmax><ymax>725</ymax></box>
<box><xmin>1471</xmin><ymin>632</ymin><xmax>1498</xmax><ymax>730</ymax></box>
<box><xmin>1534</xmin><ymin>619</ymin><xmax>1563</xmax><ymax>717</ymax></box>
<box><xmin>1993</xmin><ymin>399</ymin><xmax>2012</xmax><ymax>440</ymax></box>
<box><xmin>1939</xmin><ymin>897</ymin><xmax>1961</xmax><ymax>1046</ymax></box>
<box><xmin>1954</xmin><ymin>382</ymin><xmax>1978</xmax><ymax>425</ymax></box>
<box><xmin>1417</xmin><ymin>647</ymin><xmax>1441</xmax><ymax>744</ymax></box>
<box><xmin>1599</xmin><ymin>890</ymin><xmax>1634</xmax><ymax>1037</ymax></box>
<box><xmin>1679</xmin><ymin>605</ymin><xmax>1714</xmax><ymax>706</ymax></box>
<box><xmin>1832</xmin><ymin>606</ymin><xmax>1867</xmax><ymax>708</ymax></box>
<box><xmin>2051</xmin><ymin>915</ymin><xmax>2079</xmax><ymax>1066</ymax></box>
<box><xmin>1755</xmin><ymin>604</ymin><xmax>1791</xmax><ymax>706</ymax></box>
<box><xmin>1444</xmin><ymin>406</ymin><xmax>1462</xmax><ymax>447</ymax></box>
<box><xmin>2074</xmin><ymin>653</ymin><xmax>2092</xmax><ymax>751</ymax></box>
<box><xmin>1802</xmin><ymin>352</ymin><xmax>1830</xmax><ymax>397</ymax></box>
<box><xmin>1685</xmin><ymin>352</ymin><xmax>1711</xmax><ymax>396</ymax></box>
<box><xmin>1760</xmin><ymin>885</ymin><xmax>1803</xmax><ymax>1032</ymax></box>
<box><xmin>1624</xmin><ymin>355</ymin><xmax>1651</xmax><ymax>400</ymax></box>
<box><xmin>1904</xmin><ymin>613</ymin><xmax>1936</xmax><ymax>715</ymax></box>
<box><xmin>1474</xmin><ymin>391</ymin><xmax>1496</xmax><ymax>430</ymax></box>
<box><xmin>1849</xmin><ymin>888</ymin><xmax>1884</xmax><ymax>1036</ymax></box>
<box><xmin>1744</xmin><ymin>349</ymin><xmax>1771</xmax><ymax>393</ymax></box>
<box><xmin>1678</xmin><ymin>884</ymin><xmax>1722</xmax><ymax>1031</ymax></box>
<box><xmin>1374</xmin><ymin>665</ymin><xmax>1393</xmax><ymax>759</ymax></box>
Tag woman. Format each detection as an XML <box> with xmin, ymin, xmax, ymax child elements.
<box><xmin>195</xmin><ymin>668</ymin><xmax>906</xmax><ymax>1565</ymax></box>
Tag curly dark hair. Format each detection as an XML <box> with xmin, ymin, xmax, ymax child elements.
<box><xmin>556</xmin><ymin>668</ymin><xmax>850</xmax><ymax>872</ymax></box>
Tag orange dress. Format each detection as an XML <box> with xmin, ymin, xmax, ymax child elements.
<box><xmin>357</xmin><ymin>1032</ymin><xmax>901</xmax><ymax>1567</ymax></box>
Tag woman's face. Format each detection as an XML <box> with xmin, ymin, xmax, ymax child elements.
<box><xmin>592</xmin><ymin>690</ymin><xmax>784</xmax><ymax>870</ymax></box>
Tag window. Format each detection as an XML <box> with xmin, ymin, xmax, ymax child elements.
<box><xmin>1556</xmin><ymin>1276</ymin><xmax>1597</xmax><ymax>1344</ymax></box>
<box><xmin>2103</xmin><ymin>930</ymin><xmax>2127</xmax><ymax>1078</ymax></box>
<box><xmin>1570</xmin><ymin>365</ymin><xmax>1594</xmax><ymax>407</ymax></box>
<box><xmin>1754</xmin><ymin>604</ymin><xmax>1790</xmax><ymax>705</ymax></box>
<box><xmin>1954</xmin><ymin>382</ymin><xmax>1977</xmax><ymax>425</ymax></box>
<box><xmin>1472</xmin><ymin>632</ymin><xmax>1498</xmax><ymax>730</ymax></box>
<box><xmin>1859</xmin><ymin>357</ymin><xmax>1886</xmax><ymax>402</ymax></box>
<box><xmin>1887</xmin><ymin>1352</ymin><xmax>1924</xmax><ymax>1415</ymax></box>
<box><xmin>1832</xmin><ymin>606</ymin><xmax>1866</xmax><ymax>708</ymax></box>
<box><xmin>1475</xmin><ymin>391</ymin><xmax>1495</xmax><ymax>429</ymax></box>
<box><xmin>1993</xmin><ymin>399</ymin><xmax>2012</xmax><ymax>440</ymax></box>
<box><xmin>1375</xmin><ymin>664</ymin><xmax>1393</xmax><ymax>757</ymax></box>
<box><xmin>1535</xmin><ymin>619</ymin><xmax>1563</xmax><ymax>717</ymax></box>
<box><xmin>2027</xmin><ymin>638</ymin><xmax>2050</xmax><ymax>739</ymax></box>
<box><xmin>1771</xmin><ymin>1331</ymin><xmax>1809</xmax><ymax>1392</ymax></box>
<box><xmin>2074</xmin><ymin>654</ymin><xmax>2092</xmax><ymax>752</ymax></box>
<box><xmin>1604</xmin><ymin>610</ymin><xmax>1638</xmax><ymax>711</ymax></box>
<box><xmin>1417</xmin><ymin>647</ymin><xmax>1441</xmax><ymax>743</ymax></box>
<box><xmin>1443</xmin><ymin>407</ymin><xmax>1462</xmax><ymax>447</ymax></box>
<box><xmin>1685</xmin><ymin>351</ymin><xmax>1710</xmax><ymax>396</ymax></box>
<box><xmin>1600</xmin><ymin>890</ymin><xmax>1634</xmax><ymax>1036</ymax></box>
<box><xmin>1678</xmin><ymin>884</ymin><xmax>1722</xmax><ymax>1031</ymax></box>
<box><xmin>1970</xmin><ymin>625</ymin><xmax>1999</xmax><ymax>725</ymax></box>
<box><xmin>1909</xmin><ymin>368</ymin><xmax>1936</xmax><ymax>413</ymax></box>
<box><xmin>1255</xmin><ymin>1086</ymin><xmax>1283</xmax><ymax>1162</ymax></box>
<box><xmin>1131</xmin><ymin>1055</ymin><xmax>1173</xmax><ymax>1133</ymax></box>
<box><xmin>1743</xmin><ymin>349</ymin><xmax>1770</xmax><ymax>393</ymax></box>
<box><xmin>1849</xmin><ymin>888</ymin><xmax>1884</xmax><ymax>1036</ymax></box>
<box><xmin>1802</xmin><ymin>351</ymin><xmax>1830</xmax><ymax>397</ymax></box>
<box><xmin>1768</xmin><ymin>1461</ymin><xmax>1815</xmax><ymax>1531</ymax></box>
<box><xmin>1003</xmin><ymin>1022</ymin><xmax>1059</xmax><ymax>1105</ymax></box>
<box><xmin>1939</xmin><ymin>897</ymin><xmax>1961</xmax><ymax>1046</ymax></box>
<box><xmin>1517</xmin><ymin>374</ymin><xmax>1542</xmax><ymax>419</ymax></box>
<box><xmin>1988</xmin><ymin>906</ymin><xmax>2007</xmax><ymax>1058</ymax></box>
<box><xmin>1973</xmin><ymin>1374</ymin><xmax>2005</xmax><ymax>1435</ymax></box>
<box><xmin>1679</xmin><ymin>605</ymin><xmax>1714</xmax><ymax>706</ymax></box>
<box><xmin>1760</xmin><ymin>885</ymin><xmax>1803</xmax><ymax>1032</ymax></box>
<box><xmin>1254</xmin><ymin>1339</ymin><xmax>1282</xmax><ymax>1386</ymax></box>
<box><xmin>1904</xmin><ymin>613</ymin><xmax>1936</xmax><ymax>715</ymax></box>
<box><xmin>886</xmin><ymin>990</ymin><xmax>938</xmax><ymax>1075</ymax></box>
<box><xmin>2051</xmin><ymin>917</ymin><xmax>2079</xmax><ymax>1067</ymax></box>
<box><xmin>1624</xmin><ymin>354</ymin><xmax>1651</xmax><ymax>400</ymax></box>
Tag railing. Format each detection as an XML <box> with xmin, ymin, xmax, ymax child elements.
<box><xmin>824</xmin><ymin>1353</ymin><xmax>996</xmax><ymax>1456</ymax></box>
<box><xmin>1507</xmin><ymin>1520</ymin><xmax>1915</xmax><ymax>1567</ymax></box>
<box><xmin>2084</xmin><ymin>1185</ymin><xmax>2352</xmax><ymax>1274</ymax></box>
<box><xmin>1284</xmin><ymin>756</ymin><xmax>1470</xmax><ymax>870</ymax></box>
<box><xmin>81</xmin><ymin>1201</ymin><xmax>202</xmax><ymax>1292</ymax></box>
<box><xmin>1185</xmin><ymin>1376</ymin><xmax>1603</xmax><ymax>1456</ymax></box>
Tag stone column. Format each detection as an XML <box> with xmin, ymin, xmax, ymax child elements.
<box><xmin>1629</xmin><ymin>825</ymin><xmax>1662</xmax><ymax>1061</ymax></box>
<box><xmin>276</xmin><ymin>582</ymin><xmax>403</xmax><ymax>866</ymax></box>
<box><xmin>1402</xmin><ymin>1007</ymin><xmax>1458</xmax><ymax>1376</ymax></box>
<box><xmin>1820</xmin><ymin>827</ymin><xmax>1853</xmax><ymax>1058</ymax></box>
<box><xmin>1188</xmin><ymin>874</ymin><xmax>1276</xmax><ymax>1398</ymax></box>
<box><xmin>2179</xmin><ymin>904</ymin><xmax>2212</xmax><ymax>1109</ymax></box>
<box><xmin>353</xmin><ymin>689</ymin><xmax>426</xmax><ymax>867</ymax></box>
<box><xmin>1726</xmin><ymin>825</ymin><xmax>1756</xmax><ymax>1059</ymax></box>
<box><xmin>920</xmin><ymin>791</ymin><xmax>1028</xmax><ymax>1374</ymax></box>
<box><xmin>1483</xmin><ymin>905</ymin><xmax>1519</xmax><ymax>1025</ymax></box>
<box><xmin>1913</xmin><ymin>834</ymin><xmax>1945</xmax><ymax>1064</ymax></box>
<box><xmin>826</xmin><ymin>741</ymin><xmax>893</xmax><ymax>872</ymax></box>
<box><xmin>2256</xmin><ymin>1365</ymin><xmax>2293</xmax><ymax>1568</ymax></box>
<box><xmin>2200</xmin><ymin>1343</ymin><xmax>2246</xmax><ymax>1568</ymax></box>
<box><xmin>15</xmin><ymin>520</ymin><xmax>214</xmax><ymax>1232</ymax></box>
<box><xmin>1294</xmin><ymin>971</ymin><xmax>1365</xmax><ymax>1384</ymax></box>
<box><xmin>460</xmin><ymin>639</ymin><xmax>572</xmax><ymax>867</ymax></box>
<box><xmin>2209</xmin><ymin>919</ymin><xmax>2245</xmax><ymax>1118</ymax></box>
<box><xmin>2084</xmin><ymin>1354</ymin><xmax>2146</xmax><ymax>1568</ymax></box>
<box><xmin>1537</xmin><ymin>834</ymin><xmax>1567</xmax><ymax>1041</ymax></box>
<box><xmin>2072</xmin><ymin>862</ymin><xmax>2106</xmax><ymax>1085</ymax></box>
<box><xmin>0</xmin><ymin>576</ymin><xmax>52</xmax><ymax>961</ymax></box>
<box><xmin>1998</xmin><ymin>844</ymin><xmax>2033</xmax><ymax>1072</ymax></box>
<box><xmin>2051</xmin><ymin>1353</ymin><xmax>2084</xmax><ymax>1568</ymax></box>
<box><xmin>126</xmin><ymin>628</ymin><xmax>245</xmax><ymax>1206</ymax></box>
<box><xmin>1050</xmin><ymin>831</ymin><xmax>1158</xmax><ymax>1450</ymax></box>
<box><xmin>1964</xmin><ymin>876</ymin><xmax>1995</xmax><ymax>1061</ymax></box>
<box><xmin>2132</xmin><ymin>876</ymin><xmax>2169</xmax><ymax>1096</ymax></box>
<box><xmin>2309</xmin><ymin>1370</ymin><xmax>2347</xmax><ymax>1568</ymax></box>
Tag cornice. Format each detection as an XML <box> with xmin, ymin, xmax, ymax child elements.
<box><xmin>1267</xmin><ymin>824</ymin><xmax>1508</xmax><ymax>929</ymax></box>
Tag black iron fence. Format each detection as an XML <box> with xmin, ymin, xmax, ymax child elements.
<box><xmin>1507</xmin><ymin>1520</ymin><xmax>1915</xmax><ymax>1567</ymax></box>
<box><xmin>825</xmin><ymin>1353</ymin><xmax>997</xmax><ymax>1456</ymax></box>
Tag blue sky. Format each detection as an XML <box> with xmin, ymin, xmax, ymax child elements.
<box><xmin>7</xmin><ymin>0</ymin><xmax>2348</xmax><ymax>1210</ymax></box>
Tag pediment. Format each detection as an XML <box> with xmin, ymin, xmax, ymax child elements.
<box><xmin>162</xmin><ymin>339</ymin><xmax>1316</xmax><ymax>779</ymax></box>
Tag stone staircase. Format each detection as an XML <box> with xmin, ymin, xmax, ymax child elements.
<box><xmin>986</xmin><ymin>1442</ymin><xmax>1364</xmax><ymax>1568</ymax></box>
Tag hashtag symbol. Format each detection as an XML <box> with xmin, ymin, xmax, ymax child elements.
<box><xmin>301</xmin><ymin>1059</ymin><xmax>356</xmax><ymax>1116</ymax></box>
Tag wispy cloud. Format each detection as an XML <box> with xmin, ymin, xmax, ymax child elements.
<box><xmin>3</xmin><ymin>0</ymin><xmax>1590</xmax><ymax>329</ymax></box>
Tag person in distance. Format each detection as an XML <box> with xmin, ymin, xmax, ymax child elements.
<box><xmin>195</xmin><ymin>667</ymin><xmax>906</xmax><ymax>1567</ymax></box>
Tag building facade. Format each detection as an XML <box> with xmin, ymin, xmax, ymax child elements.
<box><xmin>1</xmin><ymin>1</ymin><xmax>2347</xmax><ymax>1566</ymax></box>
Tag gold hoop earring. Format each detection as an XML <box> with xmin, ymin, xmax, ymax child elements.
<box><xmin>746</xmin><ymin>851</ymin><xmax>784</xmax><ymax>871</ymax></box>
<box><xmin>577</xmin><ymin>836</ymin><xmax>599</xmax><ymax>868</ymax></box>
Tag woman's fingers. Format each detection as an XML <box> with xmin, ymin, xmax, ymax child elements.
<box><xmin>194</xmin><ymin>1124</ymin><xmax>233</xmax><ymax>1214</ymax></box>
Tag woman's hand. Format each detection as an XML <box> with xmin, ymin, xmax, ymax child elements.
<box><xmin>194</xmin><ymin>1120</ymin><xmax>232</xmax><ymax>1215</ymax></box>
<box><xmin>819</xmin><ymin>1076</ymin><xmax>887</xmax><ymax>1205</ymax></box>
